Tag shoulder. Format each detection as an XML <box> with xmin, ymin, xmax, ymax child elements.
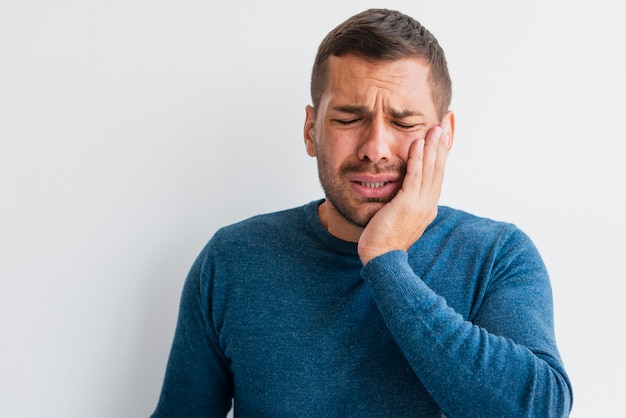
<box><xmin>208</xmin><ymin>200</ymin><xmax>320</xmax><ymax>252</ymax></box>
<box><xmin>429</xmin><ymin>206</ymin><xmax>538</xmax><ymax>257</ymax></box>
<box><xmin>433</xmin><ymin>206</ymin><xmax>521</xmax><ymax>238</ymax></box>
<box><xmin>419</xmin><ymin>207</ymin><xmax>548</xmax><ymax>297</ymax></box>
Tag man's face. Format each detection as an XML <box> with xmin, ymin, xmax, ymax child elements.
<box><xmin>304</xmin><ymin>54</ymin><xmax>447</xmax><ymax>236</ymax></box>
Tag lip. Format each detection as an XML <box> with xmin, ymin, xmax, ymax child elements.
<box><xmin>349</xmin><ymin>174</ymin><xmax>401</xmax><ymax>200</ymax></box>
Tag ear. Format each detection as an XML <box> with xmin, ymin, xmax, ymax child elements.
<box><xmin>304</xmin><ymin>105</ymin><xmax>317</xmax><ymax>157</ymax></box>
<box><xmin>442</xmin><ymin>110</ymin><xmax>455</xmax><ymax>151</ymax></box>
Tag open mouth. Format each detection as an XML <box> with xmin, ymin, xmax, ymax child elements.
<box><xmin>351</xmin><ymin>179</ymin><xmax>398</xmax><ymax>200</ymax></box>
<box><xmin>359</xmin><ymin>181</ymin><xmax>388</xmax><ymax>188</ymax></box>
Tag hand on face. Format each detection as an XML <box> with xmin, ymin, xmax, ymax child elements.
<box><xmin>357</xmin><ymin>122</ymin><xmax>451</xmax><ymax>265</ymax></box>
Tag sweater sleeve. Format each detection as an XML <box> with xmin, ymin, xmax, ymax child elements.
<box><xmin>361</xmin><ymin>229</ymin><xmax>572</xmax><ymax>417</ymax></box>
<box><xmin>151</xmin><ymin>244</ymin><xmax>233</xmax><ymax>418</ymax></box>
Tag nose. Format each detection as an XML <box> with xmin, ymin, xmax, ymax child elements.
<box><xmin>357</xmin><ymin>116</ymin><xmax>393</xmax><ymax>163</ymax></box>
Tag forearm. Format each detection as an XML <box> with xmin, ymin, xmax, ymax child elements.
<box><xmin>362</xmin><ymin>250</ymin><xmax>572</xmax><ymax>417</ymax></box>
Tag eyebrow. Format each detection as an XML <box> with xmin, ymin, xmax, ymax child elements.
<box><xmin>331</xmin><ymin>105</ymin><xmax>368</xmax><ymax>115</ymax></box>
<box><xmin>331</xmin><ymin>105</ymin><xmax>424</xmax><ymax>119</ymax></box>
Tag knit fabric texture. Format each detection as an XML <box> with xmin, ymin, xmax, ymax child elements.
<box><xmin>152</xmin><ymin>200</ymin><xmax>572</xmax><ymax>417</ymax></box>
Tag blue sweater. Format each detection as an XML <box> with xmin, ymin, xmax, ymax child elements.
<box><xmin>152</xmin><ymin>200</ymin><xmax>572</xmax><ymax>417</ymax></box>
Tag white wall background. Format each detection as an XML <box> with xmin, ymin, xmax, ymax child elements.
<box><xmin>1</xmin><ymin>1</ymin><xmax>624</xmax><ymax>416</ymax></box>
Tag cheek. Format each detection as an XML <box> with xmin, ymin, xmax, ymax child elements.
<box><xmin>394</xmin><ymin>132</ymin><xmax>421</xmax><ymax>162</ymax></box>
<box><xmin>315</xmin><ymin>143</ymin><xmax>341</xmax><ymax>172</ymax></box>
<box><xmin>316</xmin><ymin>131</ymin><xmax>351</xmax><ymax>162</ymax></box>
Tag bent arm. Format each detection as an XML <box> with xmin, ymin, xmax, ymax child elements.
<box><xmin>361</xmin><ymin>235</ymin><xmax>572</xmax><ymax>417</ymax></box>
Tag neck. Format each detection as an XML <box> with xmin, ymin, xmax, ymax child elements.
<box><xmin>318</xmin><ymin>200</ymin><xmax>363</xmax><ymax>243</ymax></box>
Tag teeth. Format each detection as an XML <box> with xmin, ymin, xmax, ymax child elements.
<box><xmin>360</xmin><ymin>181</ymin><xmax>386</xmax><ymax>188</ymax></box>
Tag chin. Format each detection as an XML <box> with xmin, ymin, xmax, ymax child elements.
<box><xmin>344</xmin><ymin>201</ymin><xmax>387</xmax><ymax>228</ymax></box>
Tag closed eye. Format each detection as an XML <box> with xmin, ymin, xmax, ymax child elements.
<box><xmin>333</xmin><ymin>119</ymin><xmax>360</xmax><ymax>125</ymax></box>
<box><xmin>393</xmin><ymin>121</ymin><xmax>419</xmax><ymax>129</ymax></box>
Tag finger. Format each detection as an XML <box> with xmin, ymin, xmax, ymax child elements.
<box><xmin>420</xmin><ymin>124</ymin><xmax>444</xmax><ymax>194</ymax></box>
<box><xmin>400</xmin><ymin>137</ymin><xmax>426</xmax><ymax>195</ymax></box>
<box><xmin>432</xmin><ymin>122</ymin><xmax>450</xmax><ymax>191</ymax></box>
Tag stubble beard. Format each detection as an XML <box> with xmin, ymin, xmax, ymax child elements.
<box><xmin>316</xmin><ymin>153</ymin><xmax>405</xmax><ymax>228</ymax></box>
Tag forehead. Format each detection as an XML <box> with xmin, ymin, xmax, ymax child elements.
<box><xmin>322</xmin><ymin>54</ymin><xmax>434</xmax><ymax>111</ymax></box>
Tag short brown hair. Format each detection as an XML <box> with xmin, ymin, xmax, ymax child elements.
<box><xmin>311</xmin><ymin>9</ymin><xmax>452</xmax><ymax>120</ymax></box>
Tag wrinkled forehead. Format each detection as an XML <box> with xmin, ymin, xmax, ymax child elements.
<box><xmin>320</xmin><ymin>54</ymin><xmax>435</xmax><ymax>113</ymax></box>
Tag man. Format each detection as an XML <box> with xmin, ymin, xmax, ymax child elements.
<box><xmin>152</xmin><ymin>9</ymin><xmax>572</xmax><ymax>417</ymax></box>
